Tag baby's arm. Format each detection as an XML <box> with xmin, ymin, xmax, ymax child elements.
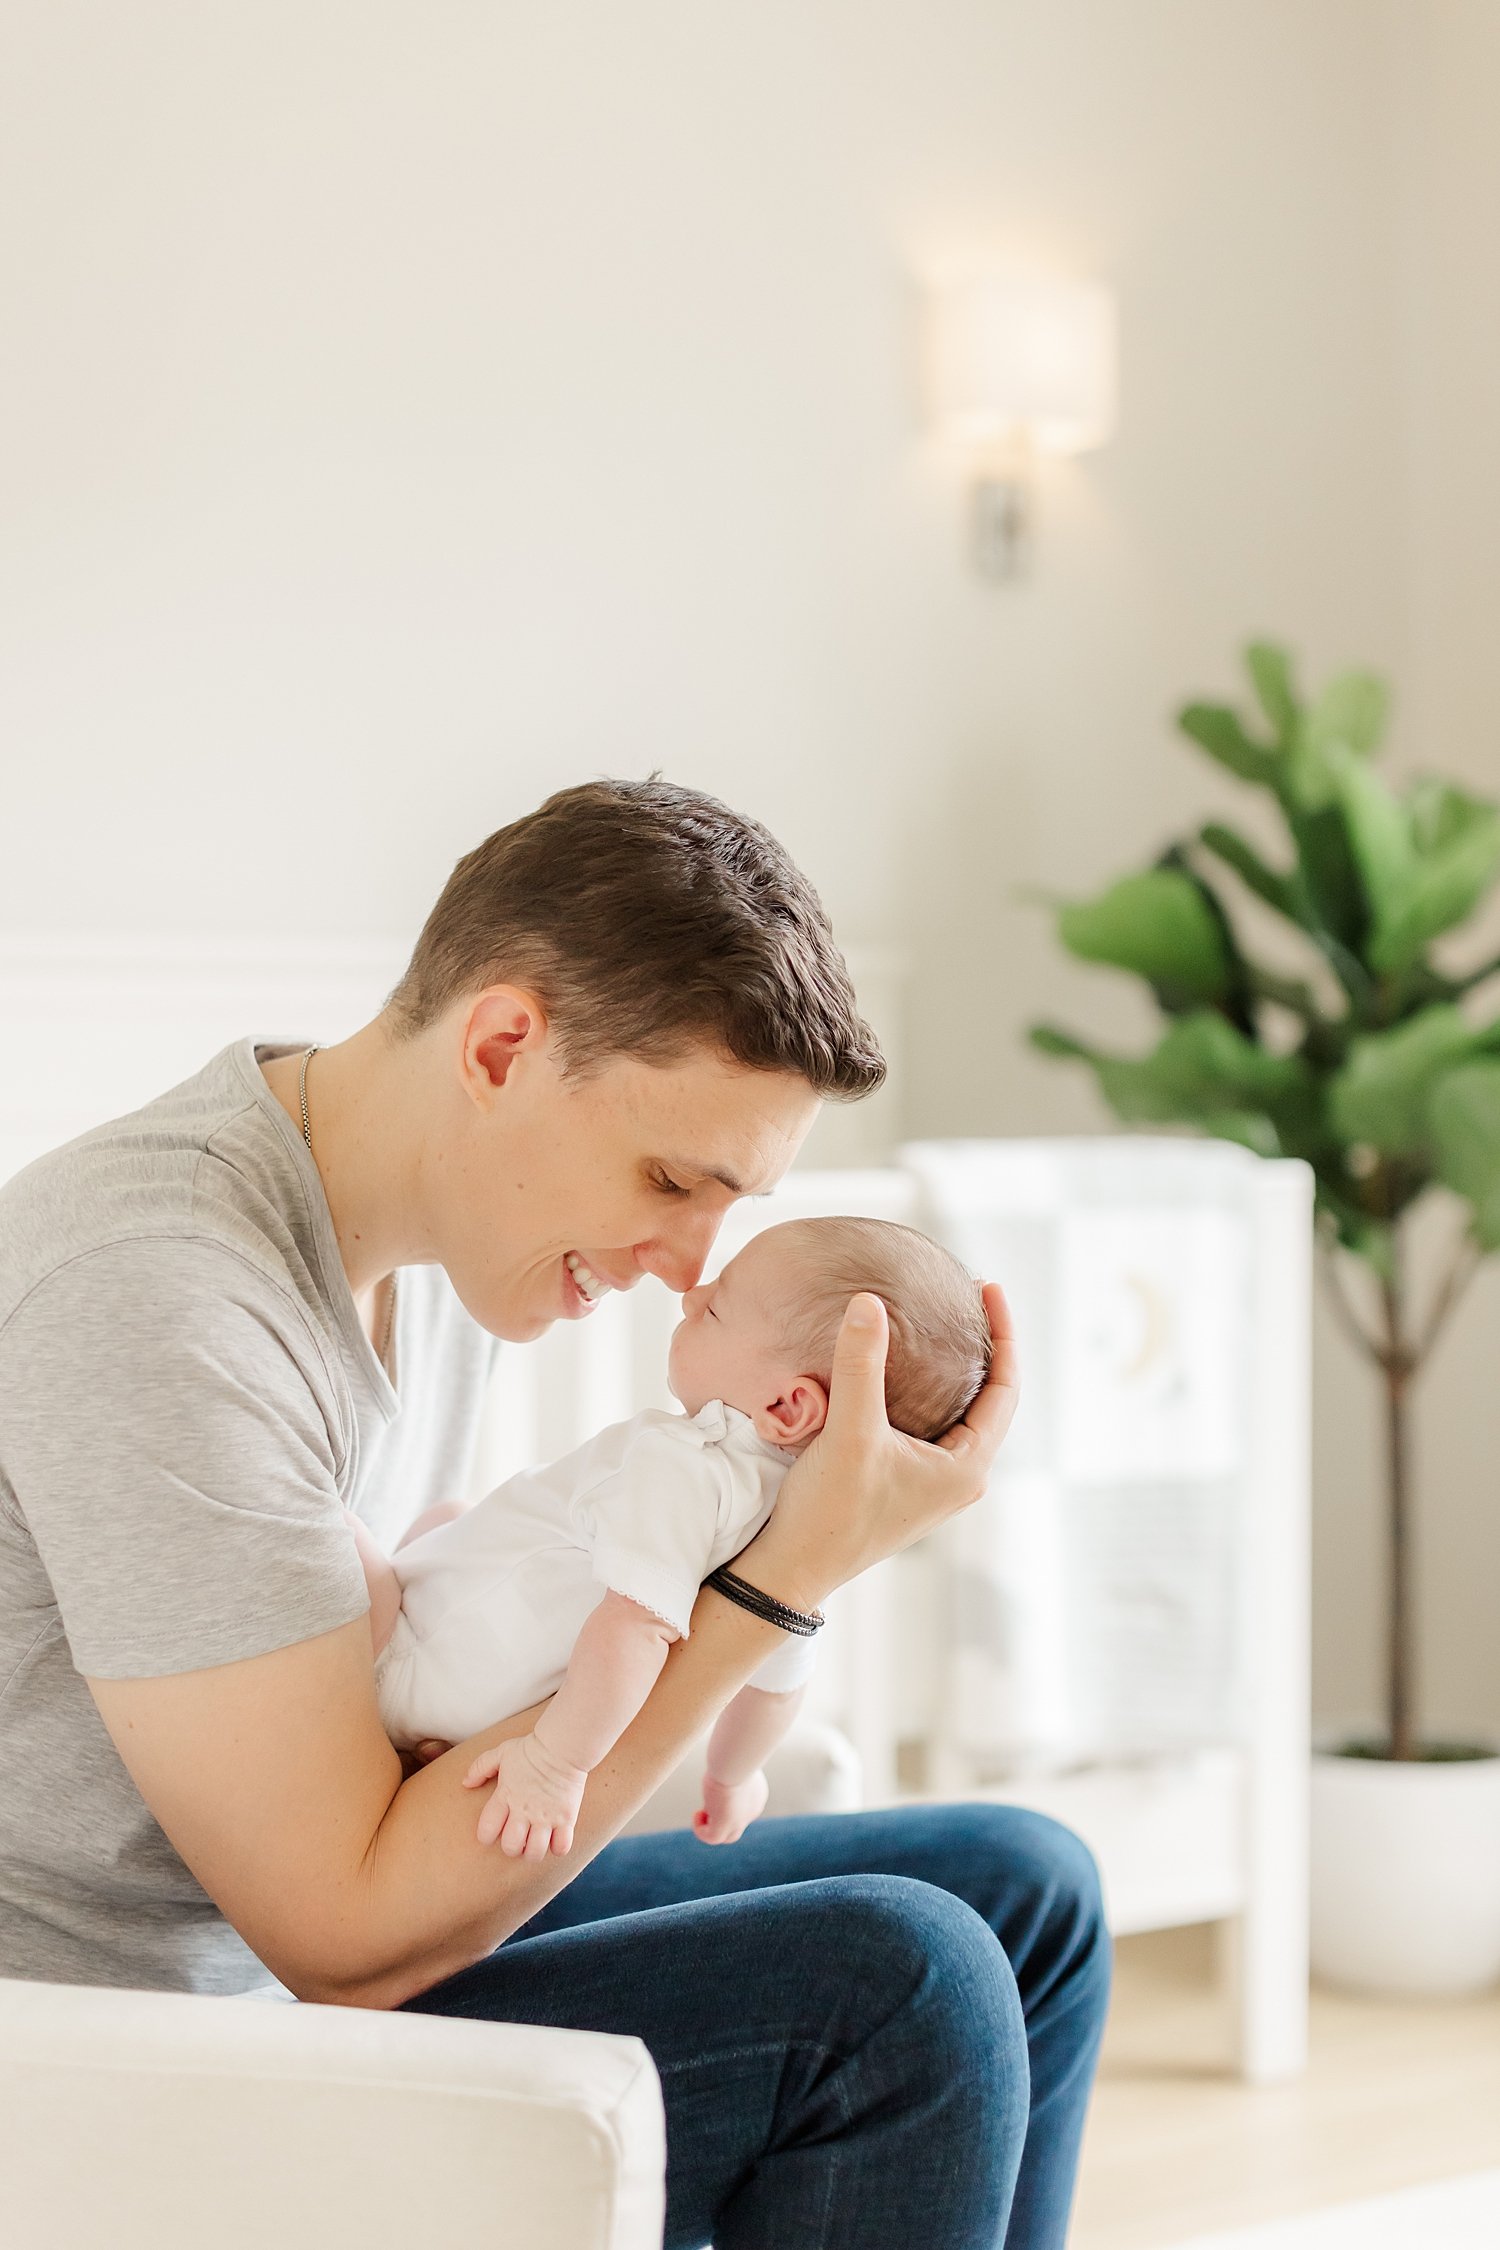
<box><xmin>462</xmin><ymin>1591</ymin><xmax>679</xmax><ymax>1856</ymax></box>
<box><xmin>697</xmin><ymin>1681</ymin><xmax>808</xmax><ymax>1845</ymax></box>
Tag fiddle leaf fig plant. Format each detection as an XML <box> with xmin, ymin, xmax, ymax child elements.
<box><xmin>1031</xmin><ymin>641</ymin><xmax>1500</xmax><ymax>1761</ymax></box>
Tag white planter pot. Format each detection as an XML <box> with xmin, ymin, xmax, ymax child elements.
<box><xmin>1310</xmin><ymin>1748</ymin><xmax>1500</xmax><ymax>1996</ymax></box>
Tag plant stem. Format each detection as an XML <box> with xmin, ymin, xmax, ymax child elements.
<box><xmin>1413</xmin><ymin>1234</ymin><xmax>1483</xmax><ymax>1370</ymax></box>
<box><xmin>1316</xmin><ymin>1240</ymin><xmax>1382</xmax><ymax>1362</ymax></box>
<box><xmin>1380</xmin><ymin>1252</ymin><xmax>1416</xmax><ymax>1763</ymax></box>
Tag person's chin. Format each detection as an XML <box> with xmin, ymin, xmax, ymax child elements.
<box><xmin>457</xmin><ymin>1280</ymin><xmax>554</xmax><ymax>1345</ymax></box>
<box><xmin>490</xmin><ymin>1308</ymin><xmax>553</xmax><ymax>1343</ymax></box>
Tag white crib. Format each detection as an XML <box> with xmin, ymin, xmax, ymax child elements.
<box><xmin>0</xmin><ymin>932</ymin><xmax>1310</xmax><ymax>2079</ymax></box>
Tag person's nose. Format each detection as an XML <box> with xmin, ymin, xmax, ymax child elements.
<box><xmin>640</xmin><ymin>1211</ymin><xmax>722</xmax><ymax>1296</ymax></box>
<box><xmin>681</xmin><ymin>1280</ymin><xmax>712</xmax><ymax>1318</ymax></box>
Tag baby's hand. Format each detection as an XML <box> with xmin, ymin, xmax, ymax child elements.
<box><xmin>462</xmin><ymin>1733</ymin><xmax>587</xmax><ymax>1857</ymax></box>
<box><xmin>694</xmin><ymin>1768</ymin><xmax>769</xmax><ymax>1846</ymax></box>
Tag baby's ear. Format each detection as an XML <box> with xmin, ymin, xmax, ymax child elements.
<box><xmin>755</xmin><ymin>1378</ymin><xmax>829</xmax><ymax>1449</ymax></box>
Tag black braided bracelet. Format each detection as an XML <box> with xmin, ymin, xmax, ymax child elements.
<box><xmin>704</xmin><ymin>1565</ymin><xmax>825</xmax><ymax>1637</ymax></box>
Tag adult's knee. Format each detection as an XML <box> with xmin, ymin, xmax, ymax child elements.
<box><xmin>1003</xmin><ymin>1808</ymin><xmax>1106</xmax><ymax>1942</ymax></box>
<box><xmin>914</xmin><ymin>1802</ymin><xmax>1111</xmax><ymax>2012</ymax></box>
<box><xmin>980</xmin><ymin>1806</ymin><xmax>1111</xmax><ymax>2021</ymax></box>
<box><xmin>818</xmin><ymin>1873</ymin><xmax>1030</xmax><ymax>2107</ymax></box>
<box><xmin>945</xmin><ymin>1800</ymin><xmax>1104</xmax><ymax>1925</ymax></box>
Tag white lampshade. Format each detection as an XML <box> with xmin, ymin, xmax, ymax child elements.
<box><xmin>930</xmin><ymin>273</ymin><xmax>1117</xmax><ymax>456</ymax></box>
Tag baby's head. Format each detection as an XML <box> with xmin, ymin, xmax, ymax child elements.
<box><xmin>667</xmin><ymin>1216</ymin><xmax>990</xmax><ymax>1450</ymax></box>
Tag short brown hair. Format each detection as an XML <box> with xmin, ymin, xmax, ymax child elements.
<box><xmin>773</xmin><ymin>1217</ymin><xmax>991</xmax><ymax>1442</ymax></box>
<box><xmin>387</xmin><ymin>779</ymin><xmax>885</xmax><ymax>1099</ymax></box>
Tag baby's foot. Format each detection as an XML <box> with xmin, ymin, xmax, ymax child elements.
<box><xmin>694</xmin><ymin>1768</ymin><xmax>769</xmax><ymax>1846</ymax></box>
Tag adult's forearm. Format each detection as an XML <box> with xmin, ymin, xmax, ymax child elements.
<box><xmin>315</xmin><ymin>1586</ymin><xmax>792</xmax><ymax>2009</ymax></box>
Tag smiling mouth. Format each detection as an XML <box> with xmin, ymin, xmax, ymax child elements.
<box><xmin>565</xmin><ymin>1252</ymin><xmax>612</xmax><ymax>1308</ymax></box>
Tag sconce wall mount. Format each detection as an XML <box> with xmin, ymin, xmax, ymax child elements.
<box><xmin>929</xmin><ymin>271</ymin><xmax>1117</xmax><ymax>582</ymax></box>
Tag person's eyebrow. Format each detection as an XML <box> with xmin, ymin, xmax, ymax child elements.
<box><xmin>668</xmin><ymin>1159</ymin><xmax>773</xmax><ymax>1198</ymax></box>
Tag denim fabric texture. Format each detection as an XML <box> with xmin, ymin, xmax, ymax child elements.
<box><xmin>399</xmin><ymin>1803</ymin><xmax>1112</xmax><ymax>2249</ymax></box>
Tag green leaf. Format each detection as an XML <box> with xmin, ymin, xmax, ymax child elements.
<box><xmin>1288</xmin><ymin>803</ymin><xmax>1371</xmax><ymax>957</ymax></box>
<box><xmin>1029</xmin><ymin>1025</ymin><xmax>1092</xmax><ymax>1061</ymax></box>
<box><xmin>1245</xmin><ymin>643</ymin><xmax>1299</xmax><ymax>743</ymax></box>
<box><xmin>1282</xmin><ymin>671</ymin><xmax>1390</xmax><ymax>812</ymax></box>
<box><xmin>1182</xmin><ymin>1010</ymin><xmax>1311</xmax><ymax>1108</ymax></box>
<box><xmin>1371</xmin><ymin>804</ymin><xmax>1500</xmax><ymax>974</ymax></box>
<box><xmin>1157</xmin><ymin>845</ymin><xmax>1257</xmax><ymax>1033</ymax></box>
<box><xmin>1055</xmin><ymin>870</ymin><xmax>1230</xmax><ymax>1003</ymax></box>
<box><xmin>1327</xmin><ymin>1006</ymin><xmax>1479</xmax><ymax>1155</ymax></box>
<box><xmin>1034</xmin><ymin>1011</ymin><xmax>1310</xmax><ymax>1131</ymax></box>
<box><xmin>1407</xmin><ymin>779</ymin><xmax>1489</xmax><ymax>856</ymax></box>
<box><xmin>1327</xmin><ymin>753</ymin><xmax>1500</xmax><ymax>974</ymax></box>
<box><xmin>1306</xmin><ymin>670</ymin><xmax>1390</xmax><ymax>759</ymax></box>
<box><xmin>1331</xmin><ymin>749</ymin><xmax>1415</xmax><ymax>935</ymax></box>
<box><xmin>1430</xmin><ymin>1063</ymin><xmax>1500</xmax><ymax>1249</ymax></box>
<box><xmin>1198</xmin><ymin>822</ymin><xmax>1307</xmax><ymax>925</ymax></box>
<box><xmin>1090</xmin><ymin>1049</ymin><xmax>1278</xmax><ymax>1149</ymax></box>
<box><xmin>1178</xmin><ymin>702</ymin><xmax>1281</xmax><ymax>790</ymax></box>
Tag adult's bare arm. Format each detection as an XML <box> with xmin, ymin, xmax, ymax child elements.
<box><xmin>86</xmin><ymin>1587</ymin><xmax>794</xmax><ymax>2010</ymax></box>
<box><xmin>86</xmin><ymin>1282</ymin><xmax>1017</xmax><ymax>2011</ymax></box>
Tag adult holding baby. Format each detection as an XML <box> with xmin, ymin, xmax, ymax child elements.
<box><xmin>0</xmin><ymin>780</ymin><xmax>1110</xmax><ymax>2249</ymax></box>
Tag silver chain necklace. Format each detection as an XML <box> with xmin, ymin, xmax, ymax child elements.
<box><xmin>299</xmin><ymin>1044</ymin><xmax>396</xmax><ymax>1372</ymax></box>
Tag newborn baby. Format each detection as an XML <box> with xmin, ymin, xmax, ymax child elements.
<box><xmin>352</xmin><ymin>1216</ymin><xmax>989</xmax><ymax>1858</ymax></box>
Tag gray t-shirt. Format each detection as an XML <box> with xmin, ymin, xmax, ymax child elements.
<box><xmin>0</xmin><ymin>1040</ymin><xmax>498</xmax><ymax>1995</ymax></box>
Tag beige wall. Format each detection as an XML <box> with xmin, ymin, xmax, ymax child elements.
<box><xmin>2</xmin><ymin>3</ymin><xmax>1492</xmax><ymax>1732</ymax></box>
<box><xmin>1329</xmin><ymin>0</ymin><xmax>1500</xmax><ymax>1743</ymax></box>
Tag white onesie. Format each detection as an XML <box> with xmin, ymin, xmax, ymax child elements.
<box><xmin>374</xmin><ymin>1400</ymin><xmax>817</xmax><ymax>1751</ymax></box>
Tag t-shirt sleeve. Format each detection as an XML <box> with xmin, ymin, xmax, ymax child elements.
<box><xmin>584</xmin><ymin>1425</ymin><xmax>734</xmax><ymax>1640</ymax></box>
<box><xmin>0</xmin><ymin>1238</ymin><xmax>369</xmax><ymax>1679</ymax></box>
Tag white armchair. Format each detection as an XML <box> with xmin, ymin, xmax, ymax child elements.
<box><xmin>0</xmin><ymin>1723</ymin><xmax>860</xmax><ymax>2250</ymax></box>
<box><xmin>0</xmin><ymin>1982</ymin><xmax>664</xmax><ymax>2250</ymax></box>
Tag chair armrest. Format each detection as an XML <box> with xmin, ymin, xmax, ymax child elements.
<box><xmin>0</xmin><ymin>1976</ymin><xmax>664</xmax><ymax>2250</ymax></box>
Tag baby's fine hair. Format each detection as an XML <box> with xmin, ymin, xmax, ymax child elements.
<box><xmin>775</xmin><ymin>1217</ymin><xmax>991</xmax><ymax>1442</ymax></box>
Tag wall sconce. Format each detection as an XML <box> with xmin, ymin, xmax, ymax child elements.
<box><xmin>928</xmin><ymin>271</ymin><xmax>1117</xmax><ymax>581</ymax></box>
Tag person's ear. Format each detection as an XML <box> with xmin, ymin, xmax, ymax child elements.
<box><xmin>754</xmin><ymin>1378</ymin><xmax>829</xmax><ymax>1449</ymax></box>
<box><xmin>461</xmin><ymin>986</ymin><xmax>551</xmax><ymax>1105</ymax></box>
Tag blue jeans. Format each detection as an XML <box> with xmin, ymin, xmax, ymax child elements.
<box><xmin>398</xmin><ymin>1805</ymin><xmax>1111</xmax><ymax>2248</ymax></box>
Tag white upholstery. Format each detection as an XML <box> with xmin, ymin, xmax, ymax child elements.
<box><xmin>0</xmin><ymin>1981</ymin><xmax>664</xmax><ymax>2250</ymax></box>
<box><xmin>0</xmin><ymin>1723</ymin><xmax>859</xmax><ymax>2250</ymax></box>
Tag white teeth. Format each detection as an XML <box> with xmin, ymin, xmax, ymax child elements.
<box><xmin>565</xmin><ymin>1252</ymin><xmax>610</xmax><ymax>1303</ymax></box>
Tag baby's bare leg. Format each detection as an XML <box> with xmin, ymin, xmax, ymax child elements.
<box><xmin>345</xmin><ymin>1509</ymin><xmax>403</xmax><ymax>1656</ymax></box>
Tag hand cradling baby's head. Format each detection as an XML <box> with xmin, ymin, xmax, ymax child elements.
<box><xmin>668</xmin><ymin>1216</ymin><xmax>990</xmax><ymax>1448</ymax></box>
